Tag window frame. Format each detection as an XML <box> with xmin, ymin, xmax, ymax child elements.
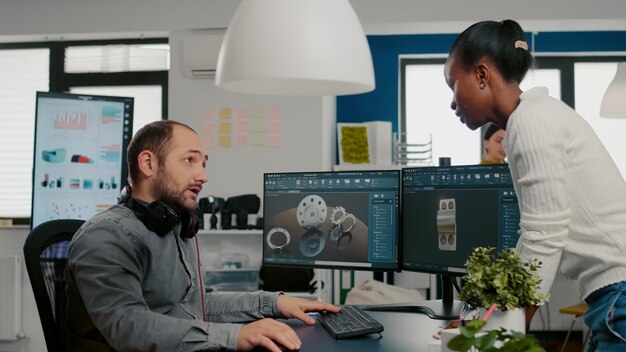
<box><xmin>0</xmin><ymin>38</ymin><xmax>168</xmax><ymax>224</ymax></box>
<box><xmin>400</xmin><ymin>55</ymin><xmax>626</xmax><ymax>133</ymax></box>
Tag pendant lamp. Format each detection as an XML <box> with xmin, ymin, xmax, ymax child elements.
<box><xmin>600</xmin><ymin>62</ymin><xmax>626</xmax><ymax>118</ymax></box>
<box><xmin>215</xmin><ymin>0</ymin><xmax>375</xmax><ymax>96</ymax></box>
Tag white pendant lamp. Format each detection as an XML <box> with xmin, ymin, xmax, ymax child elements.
<box><xmin>215</xmin><ymin>0</ymin><xmax>375</xmax><ymax>96</ymax></box>
<box><xmin>600</xmin><ymin>62</ymin><xmax>626</xmax><ymax>118</ymax></box>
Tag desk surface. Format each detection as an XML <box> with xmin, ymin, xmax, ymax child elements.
<box><xmin>285</xmin><ymin>310</ymin><xmax>444</xmax><ymax>352</ymax></box>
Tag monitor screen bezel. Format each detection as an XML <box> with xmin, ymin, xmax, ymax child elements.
<box><xmin>30</xmin><ymin>91</ymin><xmax>134</xmax><ymax>228</ymax></box>
<box><xmin>262</xmin><ymin>169</ymin><xmax>401</xmax><ymax>272</ymax></box>
<box><xmin>399</xmin><ymin>164</ymin><xmax>516</xmax><ymax>276</ymax></box>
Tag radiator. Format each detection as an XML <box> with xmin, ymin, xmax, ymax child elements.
<box><xmin>0</xmin><ymin>255</ymin><xmax>22</xmax><ymax>341</ymax></box>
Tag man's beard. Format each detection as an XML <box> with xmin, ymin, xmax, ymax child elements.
<box><xmin>152</xmin><ymin>167</ymin><xmax>196</xmax><ymax>213</ymax></box>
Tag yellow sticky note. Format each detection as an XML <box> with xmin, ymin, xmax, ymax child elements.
<box><xmin>219</xmin><ymin>108</ymin><xmax>232</xmax><ymax>119</ymax></box>
<box><xmin>219</xmin><ymin>122</ymin><xmax>232</xmax><ymax>134</ymax></box>
<box><xmin>219</xmin><ymin>135</ymin><xmax>231</xmax><ymax>147</ymax></box>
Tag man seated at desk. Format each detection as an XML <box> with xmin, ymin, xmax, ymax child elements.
<box><xmin>65</xmin><ymin>120</ymin><xmax>339</xmax><ymax>352</ymax></box>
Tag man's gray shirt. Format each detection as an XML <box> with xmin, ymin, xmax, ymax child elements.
<box><xmin>65</xmin><ymin>204</ymin><xmax>280</xmax><ymax>351</ymax></box>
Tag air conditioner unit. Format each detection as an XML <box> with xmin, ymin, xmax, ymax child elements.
<box><xmin>182</xmin><ymin>34</ymin><xmax>224</xmax><ymax>79</ymax></box>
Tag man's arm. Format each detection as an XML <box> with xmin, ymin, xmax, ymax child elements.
<box><xmin>67</xmin><ymin>220</ymin><xmax>240</xmax><ymax>351</ymax></box>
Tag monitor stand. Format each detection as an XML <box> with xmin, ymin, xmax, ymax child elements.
<box><xmin>360</xmin><ymin>275</ymin><xmax>464</xmax><ymax>320</ymax></box>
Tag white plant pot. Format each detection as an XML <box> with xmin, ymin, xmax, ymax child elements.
<box><xmin>480</xmin><ymin>307</ymin><xmax>526</xmax><ymax>333</ymax></box>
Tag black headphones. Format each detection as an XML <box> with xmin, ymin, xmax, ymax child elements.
<box><xmin>118</xmin><ymin>186</ymin><xmax>199</xmax><ymax>239</ymax></box>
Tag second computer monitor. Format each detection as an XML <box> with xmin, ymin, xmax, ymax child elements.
<box><xmin>401</xmin><ymin>164</ymin><xmax>520</xmax><ymax>275</ymax></box>
<box><xmin>263</xmin><ymin>170</ymin><xmax>400</xmax><ymax>271</ymax></box>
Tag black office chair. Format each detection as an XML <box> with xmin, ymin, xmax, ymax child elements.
<box><xmin>23</xmin><ymin>219</ymin><xmax>84</xmax><ymax>352</ymax></box>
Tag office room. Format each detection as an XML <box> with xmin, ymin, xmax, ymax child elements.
<box><xmin>1</xmin><ymin>0</ymin><xmax>626</xmax><ymax>351</ymax></box>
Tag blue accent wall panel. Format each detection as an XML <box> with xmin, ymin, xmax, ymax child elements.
<box><xmin>534</xmin><ymin>31</ymin><xmax>626</xmax><ymax>52</ymax></box>
<box><xmin>337</xmin><ymin>34</ymin><xmax>457</xmax><ymax>134</ymax></box>
<box><xmin>337</xmin><ymin>31</ymin><xmax>626</xmax><ymax>135</ymax></box>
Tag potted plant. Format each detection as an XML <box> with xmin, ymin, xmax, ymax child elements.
<box><xmin>447</xmin><ymin>319</ymin><xmax>546</xmax><ymax>352</ymax></box>
<box><xmin>458</xmin><ymin>247</ymin><xmax>549</xmax><ymax>332</ymax></box>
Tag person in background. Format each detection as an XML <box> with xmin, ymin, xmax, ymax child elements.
<box><xmin>444</xmin><ymin>19</ymin><xmax>626</xmax><ymax>351</ymax></box>
<box><xmin>65</xmin><ymin>120</ymin><xmax>340</xmax><ymax>352</ymax></box>
<box><xmin>480</xmin><ymin>123</ymin><xmax>506</xmax><ymax>164</ymax></box>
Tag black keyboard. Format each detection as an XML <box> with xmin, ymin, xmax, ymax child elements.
<box><xmin>317</xmin><ymin>305</ymin><xmax>384</xmax><ymax>339</ymax></box>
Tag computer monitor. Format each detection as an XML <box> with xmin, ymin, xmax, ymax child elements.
<box><xmin>398</xmin><ymin>164</ymin><xmax>520</xmax><ymax>319</ymax></box>
<box><xmin>262</xmin><ymin>170</ymin><xmax>400</xmax><ymax>271</ymax></box>
<box><xmin>31</xmin><ymin>91</ymin><xmax>134</xmax><ymax>228</ymax></box>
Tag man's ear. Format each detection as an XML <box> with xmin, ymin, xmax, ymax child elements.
<box><xmin>137</xmin><ymin>150</ymin><xmax>157</xmax><ymax>177</ymax></box>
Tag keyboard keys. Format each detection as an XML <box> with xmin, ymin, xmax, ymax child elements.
<box><xmin>317</xmin><ymin>305</ymin><xmax>384</xmax><ymax>339</ymax></box>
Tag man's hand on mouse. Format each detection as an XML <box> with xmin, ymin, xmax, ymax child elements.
<box><xmin>277</xmin><ymin>295</ymin><xmax>341</xmax><ymax>325</ymax></box>
<box><xmin>237</xmin><ymin>318</ymin><xmax>301</xmax><ymax>352</ymax></box>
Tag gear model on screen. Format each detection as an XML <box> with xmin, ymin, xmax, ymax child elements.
<box><xmin>266</xmin><ymin>227</ymin><xmax>291</xmax><ymax>251</ymax></box>
<box><xmin>328</xmin><ymin>206</ymin><xmax>356</xmax><ymax>243</ymax></box>
<box><xmin>296</xmin><ymin>195</ymin><xmax>327</xmax><ymax>229</ymax></box>
<box><xmin>437</xmin><ymin>198</ymin><xmax>457</xmax><ymax>251</ymax></box>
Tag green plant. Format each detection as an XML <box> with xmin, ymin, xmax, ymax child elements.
<box><xmin>459</xmin><ymin>247</ymin><xmax>549</xmax><ymax>311</ymax></box>
<box><xmin>447</xmin><ymin>319</ymin><xmax>546</xmax><ymax>352</ymax></box>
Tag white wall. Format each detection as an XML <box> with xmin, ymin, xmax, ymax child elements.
<box><xmin>168</xmin><ymin>29</ymin><xmax>335</xmax><ymax>201</ymax></box>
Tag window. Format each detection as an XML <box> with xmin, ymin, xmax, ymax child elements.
<box><xmin>574</xmin><ymin>62</ymin><xmax>626</xmax><ymax>177</ymax></box>
<box><xmin>0</xmin><ymin>48</ymin><xmax>49</xmax><ymax>218</ymax></box>
<box><xmin>400</xmin><ymin>56</ymin><xmax>626</xmax><ymax>177</ymax></box>
<box><xmin>401</xmin><ymin>58</ymin><xmax>562</xmax><ymax>165</ymax></box>
<box><xmin>0</xmin><ymin>39</ymin><xmax>167</xmax><ymax>221</ymax></box>
<box><xmin>403</xmin><ymin>61</ymin><xmax>480</xmax><ymax>165</ymax></box>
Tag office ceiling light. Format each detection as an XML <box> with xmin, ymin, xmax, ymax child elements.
<box><xmin>600</xmin><ymin>62</ymin><xmax>626</xmax><ymax>118</ymax></box>
<box><xmin>215</xmin><ymin>0</ymin><xmax>375</xmax><ymax>96</ymax></box>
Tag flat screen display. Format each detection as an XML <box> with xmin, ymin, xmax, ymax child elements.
<box><xmin>31</xmin><ymin>91</ymin><xmax>133</xmax><ymax>227</ymax></box>
<box><xmin>401</xmin><ymin>164</ymin><xmax>520</xmax><ymax>275</ymax></box>
<box><xmin>263</xmin><ymin>170</ymin><xmax>400</xmax><ymax>271</ymax></box>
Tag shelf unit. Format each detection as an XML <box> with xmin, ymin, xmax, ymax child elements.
<box><xmin>197</xmin><ymin>228</ymin><xmax>332</xmax><ymax>302</ymax></box>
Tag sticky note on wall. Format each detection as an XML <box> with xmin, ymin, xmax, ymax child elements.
<box><xmin>219</xmin><ymin>122</ymin><xmax>232</xmax><ymax>134</ymax></box>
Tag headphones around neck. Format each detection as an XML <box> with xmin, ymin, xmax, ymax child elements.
<box><xmin>118</xmin><ymin>186</ymin><xmax>199</xmax><ymax>239</ymax></box>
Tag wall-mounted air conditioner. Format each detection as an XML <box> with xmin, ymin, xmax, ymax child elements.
<box><xmin>182</xmin><ymin>34</ymin><xmax>223</xmax><ymax>79</ymax></box>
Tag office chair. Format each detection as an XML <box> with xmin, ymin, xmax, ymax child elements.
<box><xmin>23</xmin><ymin>219</ymin><xmax>84</xmax><ymax>352</ymax></box>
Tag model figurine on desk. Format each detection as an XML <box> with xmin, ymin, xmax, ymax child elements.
<box><xmin>65</xmin><ymin>120</ymin><xmax>339</xmax><ymax>352</ymax></box>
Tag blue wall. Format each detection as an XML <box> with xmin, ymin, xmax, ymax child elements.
<box><xmin>337</xmin><ymin>30</ymin><xmax>626</xmax><ymax>133</ymax></box>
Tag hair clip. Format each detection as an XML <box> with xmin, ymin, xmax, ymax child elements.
<box><xmin>514</xmin><ymin>40</ymin><xmax>528</xmax><ymax>51</ymax></box>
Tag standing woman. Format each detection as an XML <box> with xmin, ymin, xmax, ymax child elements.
<box><xmin>444</xmin><ymin>19</ymin><xmax>626</xmax><ymax>351</ymax></box>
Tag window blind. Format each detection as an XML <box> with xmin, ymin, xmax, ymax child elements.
<box><xmin>0</xmin><ymin>49</ymin><xmax>50</xmax><ymax>218</ymax></box>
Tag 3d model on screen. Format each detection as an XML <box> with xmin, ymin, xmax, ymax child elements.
<box><xmin>266</xmin><ymin>227</ymin><xmax>291</xmax><ymax>250</ymax></box>
<box><xmin>299</xmin><ymin>229</ymin><xmax>325</xmax><ymax>257</ymax></box>
<box><xmin>329</xmin><ymin>206</ymin><xmax>357</xmax><ymax>242</ymax></box>
<box><xmin>297</xmin><ymin>195</ymin><xmax>327</xmax><ymax>229</ymax></box>
<box><xmin>41</xmin><ymin>148</ymin><xmax>66</xmax><ymax>163</ymax></box>
<box><xmin>437</xmin><ymin>198</ymin><xmax>457</xmax><ymax>251</ymax></box>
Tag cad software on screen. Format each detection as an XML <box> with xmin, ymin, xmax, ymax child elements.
<box><xmin>263</xmin><ymin>170</ymin><xmax>399</xmax><ymax>270</ymax></box>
